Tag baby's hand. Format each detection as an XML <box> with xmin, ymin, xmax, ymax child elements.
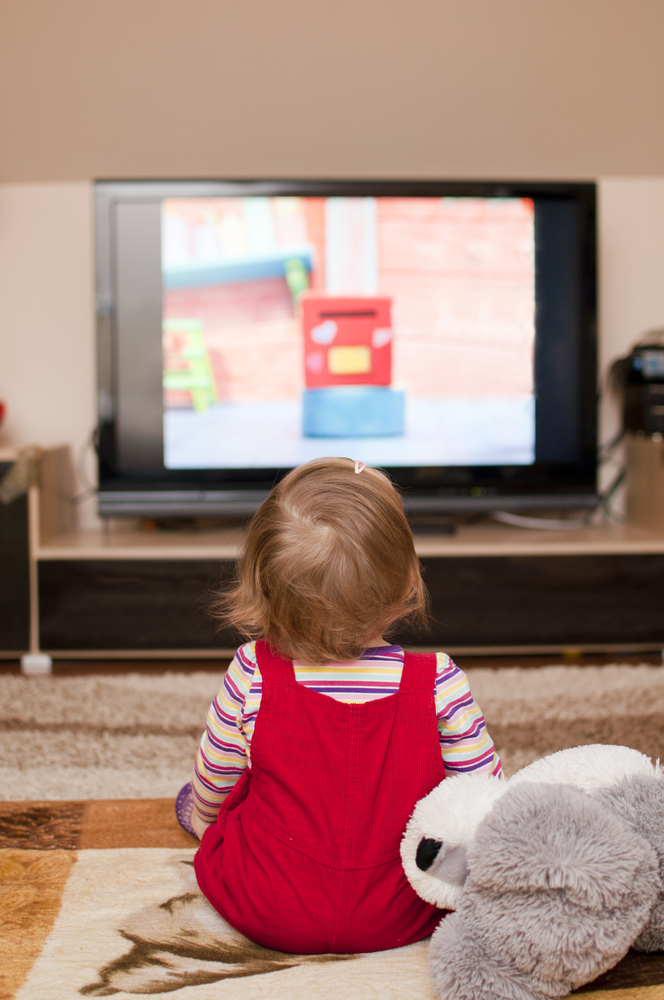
<box><xmin>191</xmin><ymin>810</ymin><xmax>214</xmax><ymax>841</ymax></box>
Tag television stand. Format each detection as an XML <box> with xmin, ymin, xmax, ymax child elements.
<box><xmin>408</xmin><ymin>517</ymin><xmax>457</xmax><ymax>536</ymax></box>
<box><xmin>2</xmin><ymin>447</ymin><xmax>664</xmax><ymax>666</ymax></box>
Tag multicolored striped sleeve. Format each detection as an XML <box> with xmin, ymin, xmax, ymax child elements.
<box><xmin>191</xmin><ymin>642</ymin><xmax>257</xmax><ymax>822</ymax></box>
<box><xmin>435</xmin><ymin>653</ymin><xmax>503</xmax><ymax>779</ymax></box>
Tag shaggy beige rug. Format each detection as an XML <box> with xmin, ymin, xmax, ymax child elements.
<box><xmin>2</xmin><ymin>664</ymin><xmax>664</xmax><ymax>799</ymax></box>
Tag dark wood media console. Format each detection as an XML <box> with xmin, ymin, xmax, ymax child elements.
<box><xmin>35</xmin><ymin>551</ymin><xmax>664</xmax><ymax>654</ymax></box>
<box><xmin>2</xmin><ymin>447</ymin><xmax>664</xmax><ymax>663</ymax></box>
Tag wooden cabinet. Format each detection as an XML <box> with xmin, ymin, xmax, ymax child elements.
<box><xmin>2</xmin><ymin>446</ymin><xmax>664</xmax><ymax>667</ymax></box>
<box><xmin>35</xmin><ymin>552</ymin><xmax>664</xmax><ymax>654</ymax></box>
<box><xmin>38</xmin><ymin>559</ymin><xmax>234</xmax><ymax>650</ymax></box>
<box><xmin>0</xmin><ymin>450</ymin><xmax>30</xmax><ymax>653</ymax></box>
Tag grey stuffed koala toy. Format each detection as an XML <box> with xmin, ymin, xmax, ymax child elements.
<box><xmin>401</xmin><ymin>746</ymin><xmax>664</xmax><ymax>1000</ymax></box>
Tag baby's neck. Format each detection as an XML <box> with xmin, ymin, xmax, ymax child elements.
<box><xmin>364</xmin><ymin>635</ymin><xmax>392</xmax><ymax>649</ymax></box>
<box><xmin>292</xmin><ymin>638</ymin><xmax>398</xmax><ymax>667</ymax></box>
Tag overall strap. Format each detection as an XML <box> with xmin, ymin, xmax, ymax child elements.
<box><xmin>399</xmin><ymin>650</ymin><xmax>438</xmax><ymax>694</ymax></box>
<box><xmin>254</xmin><ymin>638</ymin><xmax>296</xmax><ymax>687</ymax></box>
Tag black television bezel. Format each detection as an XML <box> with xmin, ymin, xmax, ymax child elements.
<box><xmin>95</xmin><ymin>178</ymin><xmax>598</xmax><ymax>518</ymax></box>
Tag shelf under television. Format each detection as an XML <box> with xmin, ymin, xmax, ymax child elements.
<box><xmin>36</xmin><ymin>519</ymin><xmax>664</xmax><ymax>561</ymax></box>
<box><xmin>11</xmin><ymin>445</ymin><xmax>663</xmax><ymax>664</ymax></box>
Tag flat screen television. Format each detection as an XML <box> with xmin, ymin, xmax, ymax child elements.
<box><xmin>95</xmin><ymin>179</ymin><xmax>597</xmax><ymax>518</ymax></box>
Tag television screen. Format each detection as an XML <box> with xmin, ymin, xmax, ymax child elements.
<box><xmin>161</xmin><ymin>196</ymin><xmax>536</xmax><ymax>470</ymax></box>
<box><xmin>95</xmin><ymin>180</ymin><xmax>596</xmax><ymax>516</ymax></box>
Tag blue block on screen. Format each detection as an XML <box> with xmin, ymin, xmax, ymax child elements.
<box><xmin>303</xmin><ymin>387</ymin><xmax>405</xmax><ymax>437</ymax></box>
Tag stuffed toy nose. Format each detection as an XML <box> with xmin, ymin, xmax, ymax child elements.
<box><xmin>416</xmin><ymin>837</ymin><xmax>443</xmax><ymax>871</ymax></box>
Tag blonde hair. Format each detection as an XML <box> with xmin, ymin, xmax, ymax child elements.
<box><xmin>217</xmin><ymin>457</ymin><xmax>427</xmax><ymax>664</ymax></box>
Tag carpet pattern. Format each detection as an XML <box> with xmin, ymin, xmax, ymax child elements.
<box><xmin>3</xmin><ymin>664</ymin><xmax>664</xmax><ymax>998</ymax></box>
<box><xmin>2</xmin><ymin>801</ymin><xmax>664</xmax><ymax>999</ymax></box>
<box><xmin>1</xmin><ymin>844</ymin><xmax>434</xmax><ymax>1000</ymax></box>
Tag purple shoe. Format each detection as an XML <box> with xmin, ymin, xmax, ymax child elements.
<box><xmin>175</xmin><ymin>782</ymin><xmax>198</xmax><ymax>838</ymax></box>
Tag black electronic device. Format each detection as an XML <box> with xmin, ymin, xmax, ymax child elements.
<box><xmin>624</xmin><ymin>342</ymin><xmax>664</xmax><ymax>436</ymax></box>
<box><xmin>95</xmin><ymin>179</ymin><xmax>598</xmax><ymax>518</ymax></box>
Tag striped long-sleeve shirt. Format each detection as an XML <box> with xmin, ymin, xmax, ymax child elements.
<box><xmin>192</xmin><ymin>642</ymin><xmax>503</xmax><ymax>823</ymax></box>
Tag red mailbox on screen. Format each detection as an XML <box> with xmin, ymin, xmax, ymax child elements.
<box><xmin>301</xmin><ymin>294</ymin><xmax>393</xmax><ymax>389</ymax></box>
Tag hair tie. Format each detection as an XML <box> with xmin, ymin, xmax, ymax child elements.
<box><xmin>354</xmin><ymin>461</ymin><xmax>367</xmax><ymax>474</ymax></box>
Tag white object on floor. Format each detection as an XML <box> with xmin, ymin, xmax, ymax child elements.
<box><xmin>510</xmin><ymin>743</ymin><xmax>660</xmax><ymax>791</ymax></box>
<box><xmin>21</xmin><ymin>652</ymin><xmax>53</xmax><ymax>675</ymax></box>
<box><xmin>400</xmin><ymin>744</ymin><xmax>661</xmax><ymax>911</ymax></box>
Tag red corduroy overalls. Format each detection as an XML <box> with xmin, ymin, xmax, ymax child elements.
<box><xmin>194</xmin><ymin>639</ymin><xmax>447</xmax><ymax>954</ymax></box>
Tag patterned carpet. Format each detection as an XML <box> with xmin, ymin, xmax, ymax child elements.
<box><xmin>2</xmin><ymin>799</ymin><xmax>664</xmax><ymax>999</ymax></box>
<box><xmin>2</xmin><ymin>664</ymin><xmax>664</xmax><ymax>999</ymax></box>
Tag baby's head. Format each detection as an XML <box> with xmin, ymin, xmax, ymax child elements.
<box><xmin>219</xmin><ymin>457</ymin><xmax>426</xmax><ymax>664</ymax></box>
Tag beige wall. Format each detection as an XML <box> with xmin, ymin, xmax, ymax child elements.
<box><xmin>0</xmin><ymin>182</ymin><xmax>97</xmax><ymax>520</ymax></box>
<box><xmin>599</xmin><ymin>181</ymin><xmax>664</xmax><ymax>440</ymax></box>
<box><xmin>1</xmin><ymin>0</ymin><xmax>664</xmax><ymax>182</ymax></box>
<box><xmin>1</xmin><ymin>3</ymin><xmax>664</xmax><ymax>518</ymax></box>
<box><xmin>0</xmin><ymin>184</ymin><xmax>94</xmax><ymax>446</ymax></box>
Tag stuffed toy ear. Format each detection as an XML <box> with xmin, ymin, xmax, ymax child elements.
<box><xmin>470</xmin><ymin>782</ymin><xmax>656</xmax><ymax>911</ymax></box>
<box><xmin>429</xmin><ymin>782</ymin><xmax>660</xmax><ymax>1000</ymax></box>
